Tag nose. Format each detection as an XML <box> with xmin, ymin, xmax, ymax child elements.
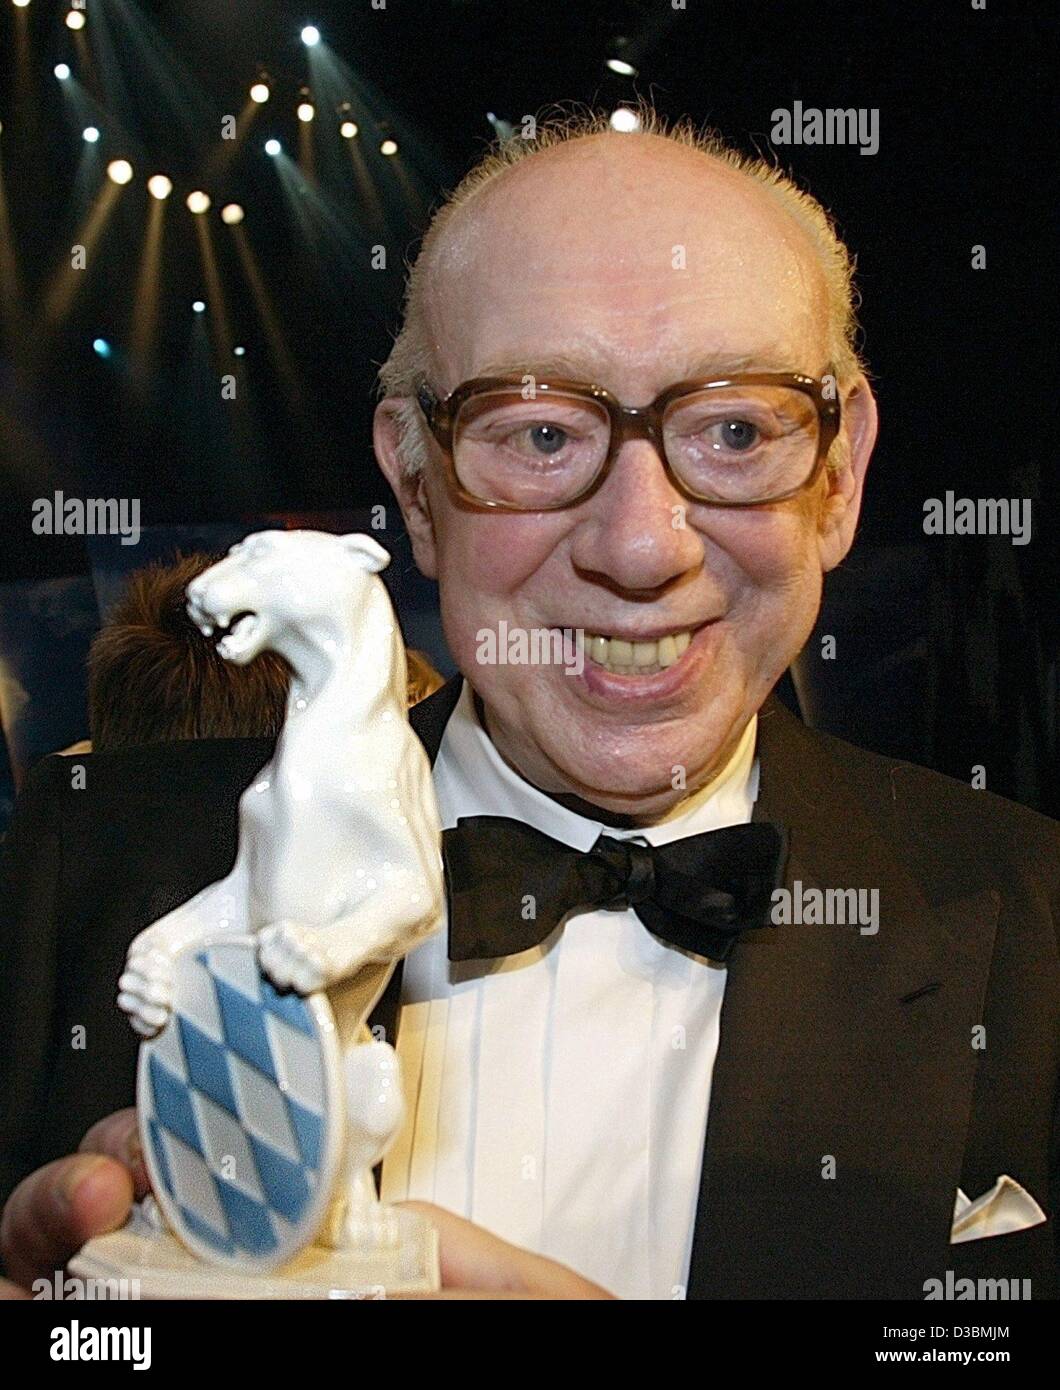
<box><xmin>569</xmin><ymin>440</ymin><xmax>705</xmax><ymax>592</ymax></box>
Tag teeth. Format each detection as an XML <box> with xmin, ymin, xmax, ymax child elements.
<box><xmin>583</xmin><ymin>629</ymin><xmax>695</xmax><ymax>675</ymax></box>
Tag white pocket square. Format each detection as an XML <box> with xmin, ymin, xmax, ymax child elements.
<box><xmin>950</xmin><ymin>1174</ymin><xmax>1047</xmax><ymax>1244</ymax></box>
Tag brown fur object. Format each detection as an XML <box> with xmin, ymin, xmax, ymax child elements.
<box><xmin>87</xmin><ymin>551</ymin><xmax>444</xmax><ymax>751</ymax></box>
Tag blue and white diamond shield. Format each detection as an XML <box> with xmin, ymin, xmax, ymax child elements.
<box><xmin>137</xmin><ymin>935</ymin><xmax>345</xmax><ymax>1271</ymax></box>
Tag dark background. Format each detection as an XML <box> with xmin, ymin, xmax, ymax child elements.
<box><xmin>0</xmin><ymin>0</ymin><xmax>1055</xmax><ymax>814</ymax></box>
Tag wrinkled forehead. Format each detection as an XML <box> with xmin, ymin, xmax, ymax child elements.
<box><xmin>424</xmin><ymin>134</ymin><xmax>829</xmax><ymax>397</ymax></box>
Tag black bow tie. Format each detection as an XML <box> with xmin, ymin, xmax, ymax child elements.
<box><xmin>442</xmin><ymin>816</ymin><xmax>789</xmax><ymax>963</ymax></box>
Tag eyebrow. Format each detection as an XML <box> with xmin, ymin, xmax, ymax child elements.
<box><xmin>472</xmin><ymin>349</ymin><xmax>806</xmax><ymax>383</ymax></box>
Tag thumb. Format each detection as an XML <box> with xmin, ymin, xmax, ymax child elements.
<box><xmin>0</xmin><ymin>1108</ymin><xmax>143</xmax><ymax>1293</ymax></box>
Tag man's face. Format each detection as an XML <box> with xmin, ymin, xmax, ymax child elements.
<box><xmin>377</xmin><ymin>134</ymin><xmax>877</xmax><ymax>818</ymax></box>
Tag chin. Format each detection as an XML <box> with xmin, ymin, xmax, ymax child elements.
<box><xmin>537</xmin><ymin>714</ymin><xmax>733</xmax><ymax>808</ymax></box>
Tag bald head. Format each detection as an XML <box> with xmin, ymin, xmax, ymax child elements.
<box><xmin>422</xmin><ymin>131</ymin><xmax>832</xmax><ymax>401</ymax></box>
<box><xmin>378</xmin><ymin>113</ymin><xmax>861</xmax><ymax>475</ymax></box>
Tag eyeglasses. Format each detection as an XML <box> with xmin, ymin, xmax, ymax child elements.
<box><xmin>416</xmin><ymin>371</ymin><xmax>841</xmax><ymax>511</ymax></box>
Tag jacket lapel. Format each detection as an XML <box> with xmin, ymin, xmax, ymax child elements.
<box><xmin>367</xmin><ymin>675</ymin><xmax>463</xmax><ymax>1046</ymax></box>
<box><xmin>687</xmin><ymin>695</ymin><xmax>999</xmax><ymax>1298</ymax></box>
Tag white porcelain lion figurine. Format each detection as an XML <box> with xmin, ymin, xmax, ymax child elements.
<box><xmin>117</xmin><ymin>529</ymin><xmax>445</xmax><ymax>1248</ymax></box>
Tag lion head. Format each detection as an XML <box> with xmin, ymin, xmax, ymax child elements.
<box><xmin>185</xmin><ymin>530</ymin><xmax>391</xmax><ymax>666</ymax></box>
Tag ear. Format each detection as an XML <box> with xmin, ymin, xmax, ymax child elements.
<box><xmin>341</xmin><ymin>533</ymin><xmax>392</xmax><ymax>573</ymax></box>
<box><xmin>374</xmin><ymin>398</ymin><xmax>439</xmax><ymax>580</ymax></box>
<box><xmin>817</xmin><ymin>374</ymin><xmax>879</xmax><ymax>572</ymax></box>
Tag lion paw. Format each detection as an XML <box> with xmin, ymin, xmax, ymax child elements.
<box><xmin>118</xmin><ymin>945</ymin><xmax>175</xmax><ymax>1038</ymax></box>
<box><xmin>258</xmin><ymin>921</ymin><xmax>327</xmax><ymax>995</ymax></box>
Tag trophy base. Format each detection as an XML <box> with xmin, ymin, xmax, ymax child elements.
<box><xmin>69</xmin><ymin>1207</ymin><xmax>440</xmax><ymax>1299</ymax></box>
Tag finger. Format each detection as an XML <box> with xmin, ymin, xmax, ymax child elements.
<box><xmin>79</xmin><ymin>1108</ymin><xmax>150</xmax><ymax>1200</ymax></box>
<box><xmin>0</xmin><ymin>1155</ymin><xmax>133</xmax><ymax>1292</ymax></box>
<box><xmin>397</xmin><ymin>1200</ymin><xmax>615</xmax><ymax>1299</ymax></box>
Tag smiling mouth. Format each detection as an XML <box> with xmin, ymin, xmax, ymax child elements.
<box><xmin>582</xmin><ymin>626</ymin><xmax>700</xmax><ymax>676</ymax></box>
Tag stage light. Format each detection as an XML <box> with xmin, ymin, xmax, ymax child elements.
<box><xmin>301</xmin><ymin>25</ymin><xmax>320</xmax><ymax>47</ymax></box>
<box><xmin>265</xmin><ymin>138</ymin><xmax>281</xmax><ymax>157</ymax></box>
<box><xmin>606</xmin><ymin>58</ymin><xmax>637</xmax><ymax>77</ymax></box>
<box><xmin>65</xmin><ymin>9</ymin><xmax>85</xmax><ymax>29</ymax></box>
<box><xmin>297</xmin><ymin>102</ymin><xmax>315</xmax><ymax>123</ymax></box>
<box><xmin>82</xmin><ymin>125</ymin><xmax>100</xmax><ymax>143</ymax></box>
<box><xmin>234</xmin><ymin>345</ymin><xmax>246</xmax><ymax>357</ymax></box>
<box><xmin>340</xmin><ymin>120</ymin><xmax>358</xmax><ymax>139</ymax></box>
<box><xmin>12</xmin><ymin>0</ymin><xmax>31</xmax><ymax>8</ymax></box>
<box><xmin>221</xmin><ymin>203</ymin><xmax>244</xmax><ymax>226</ymax></box>
<box><xmin>147</xmin><ymin>174</ymin><xmax>172</xmax><ymax>200</ymax></box>
<box><xmin>379</xmin><ymin>139</ymin><xmax>398</xmax><ymax>156</ymax></box>
<box><xmin>107</xmin><ymin>159</ymin><xmax>133</xmax><ymax>185</ymax></box>
<box><xmin>609</xmin><ymin>107</ymin><xmax>641</xmax><ymax>132</ymax></box>
<box><xmin>54</xmin><ymin>63</ymin><xmax>71</xmax><ymax>81</ymax></box>
<box><xmin>250</xmin><ymin>82</ymin><xmax>270</xmax><ymax>104</ymax></box>
<box><xmin>485</xmin><ymin>111</ymin><xmax>516</xmax><ymax>141</ymax></box>
<box><xmin>192</xmin><ymin>300</ymin><xmax>206</xmax><ymax>313</ymax></box>
<box><xmin>92</xmin><ymin>338</ymin><xmax>111</xmax><ymax>358</ymax></box>
<box><xmin>186</xmin><ymin>190</ymin><xmax>211</xmax><ymax>214</ymax></box>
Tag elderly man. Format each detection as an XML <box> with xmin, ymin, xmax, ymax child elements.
<box><xmin>1</xmin><ymin>110</ymin><xmax>1057</xmax><ymax>1301</ymax></box>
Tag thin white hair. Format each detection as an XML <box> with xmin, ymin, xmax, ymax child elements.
<box><xmin>377</xmin><ymin>100</ymin><xmax>865</xmax><ymax>478</ymax></box>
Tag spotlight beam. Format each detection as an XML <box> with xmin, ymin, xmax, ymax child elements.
<box><xmin>230</xmin><ymin>223</ymin><xmax>304</xmax><ymax>407</ymax></box>
<box><xmin>128</xmin><ymin>194</ymin><xmax>165</xmax><ymax>383</ymax></box>
<box><xmin>11</xmin><ymin>1</ymin><xmax>41</xmax><ymax>144</ymax></box>
<box><xmin>193</xmin><ymin>216</ymin><xmax>235</xmax><ymax>368</ymax></box>
<box><xmin>202</xmin><ymin>100</ymin><xmax>262</xmax><ymax>184</ymax></box>
<box><xmin>42</xmin><ymin>180</ymin><xmax>121</xmax><ymax>326</ymax></box>
<box><xmin>0</xmin><ymin>159</ymin><xmax>26</xmax><ymax>360</ymax></box>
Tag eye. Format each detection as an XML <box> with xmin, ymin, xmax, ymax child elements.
<box><xmin>716</xmin><ymin>419</ymin><xmax>759</xmax><ymax>451</ymax></box>
<box><xmin>527</xmin><ymin>423</ymin><xmax>569</xmax><ymax>456</ymax></box>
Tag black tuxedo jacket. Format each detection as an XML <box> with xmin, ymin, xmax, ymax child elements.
<box><xmin>1</xmin><ymin>677</ymin><xmax>1057</xmax><ymax>1298</ymax></box>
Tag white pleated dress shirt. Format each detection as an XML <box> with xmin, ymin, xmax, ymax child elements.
<box><xmin>380</xmin><ymin>679</ymin><xmax>759</xmax><ymax>1299</ymax></box>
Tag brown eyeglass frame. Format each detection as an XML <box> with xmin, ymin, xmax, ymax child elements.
<box><xmin>415</xmin><ymin>371</ymin><xmax>842</xmax><ymax>512</ymax></box>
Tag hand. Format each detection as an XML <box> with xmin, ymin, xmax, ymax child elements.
<box><xmin>394</xmin><ymin>1201</ymin><xmax>617</xmax><ymax>1300</ymax></box>
<box><xmin>0</xmin><ymin>1109</ymin><xmax>145</xmax><ymax>1295</ymax></box>
<box><xmin>0</xmin><ymin>1113</ymin><xmax>613</xmax><ymax>1300</ymax></box>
